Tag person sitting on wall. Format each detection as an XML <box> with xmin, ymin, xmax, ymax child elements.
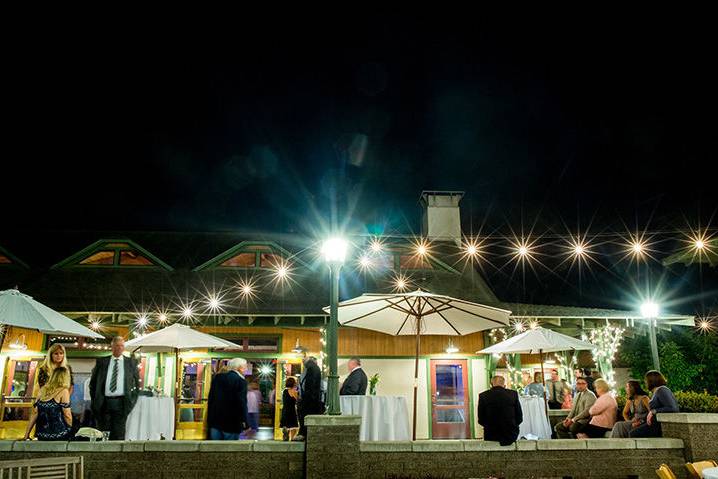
<box><xmin>554</xmin><ymin>376</ymin><xmax>596</xmax><ymax>438</ymax></box>
<box><xmin>524</xmin><ymin>372</ymin><xmax>545</xmax><ymax>397</ymax></box>
<box><xmin>610</xmin><ymin>380</ymin><xmax>650</xmax><ymax>438</ymax></box>
<box><xmin>24</xmin><ymin>367</ymin><xmax>73</xmax><ymax>441</ymax></box>
<box><xmin>546</xmin><ymin>369</ymin><xmax>567</xmax><ymax>410</ymax></box>
<box><xmin>206</xmin><ymin>358</ymin><xmax>249</xmax><ymax>440</ymax></box>
<box><xmin>629</xmin><ymin>370</ymin><xmax>679</xmax><ymax>438</ymax></box>
<box><xmin>576</xmin><ymin>378</ymin><xmax>617</xmax><ymax>438</ymax></box>
<box><xmin>477</xmin><ymin>375</ymin><xmax>523</xmax><ymax>446</ymax></box>
<box><xmin>340</xmin><ymin>357</ymin><xmax>368</xmax><ymax>395</ymax></box>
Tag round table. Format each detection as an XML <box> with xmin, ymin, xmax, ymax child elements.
<box><xmin>518</xmin><ymin>396</ymin><xmax>552</xmax><ymax>439</ymax></box>
<box><xmin>340</xmin><ymin>395</ymin><xmax>411</xmax><ymax>441</ymax></box>
<box><xmin>702</xmin><ymin>467</ymin><xmax>718</xmax><ymax>479</ymax></box>
<box><xmin>125</xmin><ymin>396</ymin><xmax>175</xmax><ymax>441</ymax></box>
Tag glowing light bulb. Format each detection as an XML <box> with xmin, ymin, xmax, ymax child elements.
<box><xmin>417</xmin><ymin>244</ymin><xmax>428</xmax><ymax>256</ymax></box>
<box><xmin>370</xmin><ymin>240</ymin><xmax>383</xmax><ymax>253</ymax></box>
<box><xmin>137</xmin><ymin>315</ymin><xmax>148</xmax><ymax>328</ymax></box>
<box><xmin>632</xmin><ymin>242</ymin><xmax>644</xmax><ymax>254</ymax></box>
<box><xmin>518</xmin><ymin>245</ymin><xmax>529</xmax><ymax>256</ymax></box>
<box><xmin>466</xmin><ymin>244</ymin><xmax>478</xmax><ymax>256</ymax></box>
<box><xmin>208</xmin><ymin>296</ymin><xmax>221</xmax><ymax>310</ymax></box>
<box><xmin>275</xmin><ymin>265</ymin><xmax>288</xmax><ymax>279</ymax></box>
<box><xmin>574</xmin><ymin>244</ymin><xmax>585</xmax><ymax>256</ymax></box>
<box><xmin>182</xmin><ymin>307</ymin><xmax>193</xmax><ymax>319</ymax></box>
<box><xmin>90</xmin><ymin>320</ymin><xmax>101</xmax><ymax>331</ymax></box>
<box><xmin>695</xmin><ymin>239</ymin><xmax>705</xmax><ymax>250</ymax></box>
<box><xmin>158</xmin><ymin>313</ymin><xmax>168</xmax><ymax>324</ymax></box>
<box><xmin>359</xmin><ymin>255</ymin><xmax>372</xmax><ymax>269</ymax></box>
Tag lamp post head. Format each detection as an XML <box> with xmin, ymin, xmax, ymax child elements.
<box><xmin>640</xmin><ymin>301</ymin><xmax>659</xmax><ymax>319</ymax></box>
<box><xmin>322</xmin><ymin>237</ymin><xmax>348</xmax><ymax>264</ymax></box>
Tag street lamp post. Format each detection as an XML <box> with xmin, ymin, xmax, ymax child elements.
<box><xmin>322</xmin><ymin>238</ymin><xmax>348</xmax><ymax>415</ymax></box>
<box><xmin>641</xmin><ymin>301</ymin><xmax>661</xmax><ymax>371</ymax></box>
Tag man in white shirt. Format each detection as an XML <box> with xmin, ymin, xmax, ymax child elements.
<box><xmin>89</xmin><ymin>336</ymin><xmax>140</xmax><ymax>440</ymax></box>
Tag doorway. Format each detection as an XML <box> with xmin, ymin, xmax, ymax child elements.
<box><xmin>430</xmin><ymin>359</ymin><xmax>470</xmax><ymax>439</ymax></box>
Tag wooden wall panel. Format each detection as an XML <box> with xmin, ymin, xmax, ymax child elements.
<box><xmin>1</xmin><ymin>327</ymin><xmax>44</xmax><ymax>353</ymax></box>
<box><xmin>198</xmin><ymin>325</ymin><xmax>484</xmax><ymax>357</ymax></box>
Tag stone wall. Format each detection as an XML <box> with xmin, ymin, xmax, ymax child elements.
<box><xmin>0</xmin><ymin>440</ymin><xmax>304</xmax><ymax>479</ymax></box>
<box><xmin>659</xmin><ymin>413</ymin><xmax>718</xmax><ymax>463</ymax></box>
<box><xmin>358</xmin><ymin>439</ymin><xmax>687</xmax><ymax>479</ymax></box>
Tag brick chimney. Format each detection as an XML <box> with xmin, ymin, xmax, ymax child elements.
<box><xmin>419</xmin><ymin>191</ymin><xmax>464</xmax><ymax>246</ymax></box>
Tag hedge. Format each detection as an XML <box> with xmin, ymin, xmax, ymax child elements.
<box><xmin>614</xmin><ymin>390</ymin><xmax>718</xmax><ymax>414</ymax></box>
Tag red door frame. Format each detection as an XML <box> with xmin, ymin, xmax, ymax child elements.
<box><xmin>430</xmin><ymin>359</ymin><xmax>470</xmax><ymax>439</ymax></box>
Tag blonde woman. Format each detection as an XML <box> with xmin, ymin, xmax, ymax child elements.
<box><xmin>37</xmin><ymin>344</ymin><xmax>74</xmax><ymax>390</ymax></box>
<box><xmin>576</xmin><ymin>378</ymin><xmax>617</xmax><ymax>438</ymax></box>
<box><xmin>24</xmin><ymin>367</ymin><xmax>73</xmax><ymax>441</ymax></box>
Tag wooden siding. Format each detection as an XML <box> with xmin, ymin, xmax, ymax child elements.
<box><xmin>0</xmin><ymin>327</ymin><xmax>44</xmax><ymax>353</ymax></box>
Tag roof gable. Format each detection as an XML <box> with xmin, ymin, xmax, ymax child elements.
<box><xmin>51</xmin><ymin>239</ymin><xmax>173</xmax><ymax>271</ymax></box>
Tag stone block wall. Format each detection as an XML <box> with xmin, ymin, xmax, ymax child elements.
<box><xmin>305</xmin><ymin>415</ymin><xmax>361</xmax><ymax>479</ymax></box>
<box><xmin>659</xmin><ymin>413</ymin><xmax>718</xmax><ymax>462</ymax></box>
<box><xmin>359</xmin><ymin>439</ymin><xmax>687</xmax><ymax>479</ymax></box>
<box><xmin>0</xmin><ymin>440</ymin><xmax>304</xmax><ymax>479</ymax></box>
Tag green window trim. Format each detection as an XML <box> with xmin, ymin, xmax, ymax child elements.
<box><xmin>0</xmin><ymin>245</ymin><xmax>29</xmax><ymax>268</ymax></box>
<box><xmin>51</xmin><ymin>239</ymin><xmax>173</xmax><ymax>271</ymax></box>
<box><xmin>193</xmin><ymin>241</ymin><xmax>309</xmax><ymax>271</ymax></box>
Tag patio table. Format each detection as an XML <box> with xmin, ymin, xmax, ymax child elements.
<box><xmin>518</xmin><ymin>395</ymin><xmax>552</xmax><ymax>439</ymax></box>
<box><xmin>126</xmin><ymin>396</ymin><xmax>175</xmax><ymax>440</ymax></box>
<box><xmin>340</xmin><ymin>395</ymin><xmax>411</xmax><ymax>441</ymax></box>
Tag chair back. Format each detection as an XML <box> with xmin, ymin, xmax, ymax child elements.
<box><xmin>656</xmin><ymin>463</ymin><xmax>678</xmax><ymax>479</ymax></box>
<box><xmin>0</xmin><ymin>456</ymin><xmax>83</xmax><ymax>478</ymax></box>
<box><xmin>686</xmin><ymin>460</ymin><xmax>718</xmax><ymax>478</ymax></box>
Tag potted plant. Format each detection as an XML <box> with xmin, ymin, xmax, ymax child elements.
<box><xmin>369</xmin><ymin>373</ymin><xmax>380</xmax><ymax>395</ymax></box>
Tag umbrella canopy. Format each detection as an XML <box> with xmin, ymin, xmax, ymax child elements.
<box><xmin>328</xmin><ymin>289</ymin><xmax>512</xmax><ymax>334</ymax></box>
<box><xmin>479</xmin><ymin>326</ymin><xmax>595</xmax><ymax>355</ymax></box>
<box><xmin>125</xmin><ymin>323</ymin><xmax>241</xmax><ymax>352</ymax></box>
<box><xmin>0</xmin><ymin>288</ymin><xmax>103</xmax><ymax>339</ymax></box>
<box><xmin>326</xmin><ymin>289</ymin><xmax>511</xmax><ymax>440</ymax></box>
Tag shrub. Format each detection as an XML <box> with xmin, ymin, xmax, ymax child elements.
<box><xmin>674</xmin><ymin>391</ymin><xmax>718</xmax><ymax>413</ymax></box>
<box><xmin>614</xmin><ymin>390</ymin><xmax>718</xmax><ymax>414</ymax></box>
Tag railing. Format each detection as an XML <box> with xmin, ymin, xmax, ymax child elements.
<box><xmin>0</xmin><ymin>456</ymin><xmax>83</xmax><ymax>479</ymax></box>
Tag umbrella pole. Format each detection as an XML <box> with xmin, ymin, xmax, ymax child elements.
<box><xmin>174</xmin><ymin>348</ymin><xmax>180</xmax><ymax>440</ymax></box>
<box><xmin>540</xmin><ymin>349</ymin><xmax>549</xmax><ymax>422</ymax></box>
<box><xmin>412</xmin><ymin>315</ymin><xmax>421</xmax><ymax>441</ymax></box>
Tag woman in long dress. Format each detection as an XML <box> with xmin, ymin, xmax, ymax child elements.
<box><xmin>610</xmin><ymin>380</ymin><xmax>650</xmax><ymax>438</ymax></box>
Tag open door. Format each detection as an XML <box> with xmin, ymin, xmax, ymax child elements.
<box><xmin>273</xmin><ymin>358</ymin><xmax>302</xmax><ymax>440</ymax></box>
<box><xmin>430</xmin><ymin>359</ymin><xmax>470</xmax><ymax>439</ymax></box>
<box><xmin>0</xmin><ymin>356</ymin><xmax>43</xmax><ymax>439</ymax></box>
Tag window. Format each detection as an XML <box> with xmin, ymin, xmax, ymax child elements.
<box><xmin>220</xmin><ymin>253</ymin><xmax>256</xmax><ymax>267</ymax></box>
<box><xmin>221</xmin><ymin>336</ymin><xmax>280</xmax><ymax>353</ymax></box>
<box><xmin>0</xmin><ymin>255</ymin><xmax>11</xmax><ymax>264</ymax></box>
<box><xmin>79</xmin><ymin>251</ymin><xmax>115</xmax><ymax>265</ymax></box>
<box><xmin>259</xmin><ymin>252</ymin><xmax>282</xmax><ymax>268</ymax></box>
<box><xmin>119</xmin><ymin>251</ymin><xmax>153</xmax><ymax>265</ymax></box>
<box><xmin>399</xmin><ymin>254</ymin><xmax>433</xmax><ymax>270</ymax></box>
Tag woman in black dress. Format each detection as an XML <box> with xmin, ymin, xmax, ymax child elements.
<box><xmin>24</xmin><ymin>367</ymin><xmax>73</xmax><ymax>441</ymax></box>
<box><xmin>280</xmin><ymin>377</ymin><xmax>299</xmax><ymax>441</ymax></box>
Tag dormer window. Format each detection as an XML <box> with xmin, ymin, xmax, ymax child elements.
<box><xmin>52</xmin><ymin>239</ymin><xmax>172</xmax><ymax>270</ymax></box>
<box><xmin>195</xmin><ymin>242</ymin><xmax>300</xmax><ymax>271</ymax></box>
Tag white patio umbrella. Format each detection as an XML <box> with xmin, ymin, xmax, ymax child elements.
<box><xmin>479</xmin><ymin>327</ymin><xmax>596</xmax><ymax>418</ymax></box>
<box><xmin>125</xmin><ymin>323</ymin><xmax>241</xmax><ymax>438</ymax></box>
<box><xmin>325</xmin><ymin>289</ymin><xmax>512</xmax><ymax>439</ymax></box>
<box><xmin>0</xmin><ymin>289</ymin><xmax>103</xmax><ymax>349</ymax></box>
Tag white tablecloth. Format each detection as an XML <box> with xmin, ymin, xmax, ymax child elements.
<box><xmin>518</xmin><ymin>396</ymin><xmax>552</xmax><ymax>439</ymax></box>
<box><xmin>703</xmin><ymin>467</ymin><xmax>718</xmax><ymax>479</ymax></box>
<box><xmin>340</xmin><ymin>395</ymin><xmax>411</xmax><ymax>441</ymax></box>
<box><xmin>125</xmin><ymin>396</ymin><xmax>175</xmax><ymax>441</ymax></box>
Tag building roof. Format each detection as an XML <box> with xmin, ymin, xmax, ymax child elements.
<box><xmin>0</xmin><ymin>231</ymin><xmax>694</xmax><ymax>328</ymax></box>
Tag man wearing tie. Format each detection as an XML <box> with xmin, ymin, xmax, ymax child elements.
<box><xmin>89</xmin><ymin>336</ymin><xmax>140</xmax><ymax>440</ymax></box>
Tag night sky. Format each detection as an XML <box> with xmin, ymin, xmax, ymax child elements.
<box><xmin>3</xmin><ymin>18</ymin><xmax>717</xmax><ymax>313</ymax></box>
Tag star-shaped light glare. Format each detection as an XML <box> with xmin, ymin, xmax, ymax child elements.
<box><xmin>391</xmin><ymin>274</ymin><xmax>410</xmax><ymax>292</ymax></box>
<box><xmin>181</xmin><ymin>306</ymin><xmax>194</xmax><ymax>320</ymax></box>
<box><xmin>90</xmin><ymin>320</ymin><xmax>101</xmax><ymax>331</ymax></box>
<box><xmin>206</xmin><ymin>294</ymin><xmax>223</xmax><ymax>313</ymax></box>
<box><xmin>358</xmin><ymin>255</ymin><xmax>373</xmax><ymax>270</ymax></box>
<box><xmin>528</xmin><ymin>320</ymin><xmax>540</xmax><ymax>330</ymax></box>
<box><xmin>237</xmin><ymin>278</ymin><xmax>257</xmax><ymax>303</ymax></box>
<box><xmin>697</xmin><ymin>318</ymin><xmax>715</xmax><ymax>334</ymax></box>
<box><xmin>369</xmin><ymin>238</ymin><xmax>383</xmax><ymax>253</ymax></box>
<box><xmin>631</xmin><ymin>241</ymin><xmax>644</xmax><ymax>255</ymax></box>
<box><xmin>136</xmin><ymin>314</ymin><xmax>149</xmax><ymax>328</ymax></box>
<box><xmin>512</xmin><ymin>320</ymin><xmax>526</xmax><ymax>333</ymax></box>
<box><xmin>518</xmin><ymin>245</ymin><xmax>529</xmax><ymax>256</ymax></box>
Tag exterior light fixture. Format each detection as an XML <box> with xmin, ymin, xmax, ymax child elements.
<box><xmin>322</xmin><ymin>237</ymin><xmax>348</xmax><ymax>263</ymax></box>
<box><xmin>445</xmin><ymin>340</ymin><xmax>459</xmax><ymax>354</ymax></box>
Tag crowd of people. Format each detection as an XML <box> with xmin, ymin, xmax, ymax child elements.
<box><xmin>20</xmin><ymin>338</ymin><xmax>678</xmax><ymax>445</ymax></box>
<box><xmin>478</xmin><ymin>369</ymin><xmax>679</xmax><ymax>445</ymax></box>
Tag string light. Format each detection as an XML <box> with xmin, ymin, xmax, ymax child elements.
<box><xmin>237</xmin><ymin>278</ymin><xmax>257</xmax><ymax>302</ymax></box>
<box><xmin>136</xmin><ymin>314</ymin><xmax>149</xmax><ymax>328</ymax></box>
<box><xmin>358</xmin><ymin>255</ymin><xmax>373</xmax><ymax>270</ymax></box>
<box><xmin>157</xmin><ymin>313</ymin><xmax>169</xmax><ymax>324</ymax></box>
<box><xmin>587</xmin><ymin>325</ymin><xmax>624</xmax><ymax>389</ymax></box>
<box><xmin>528</xmin><ymin>319</ymin><xmax>540</xmax><ymax>330</ymax></box>
<box><xmin>369</xmin><ymin>238</ymin><xmax>383</xmax><ymax>253</ymax></box>
<box><xmin>392</xmin><ymin>274</ymin><xmax>410</xmax><ymax>292</ymax></box>
<box><xmin>697</xmin><ymin>317</ymin><xmax>715</xmax><ymax>334</ymax></box>
<box><xmin>270</xmin><ymin>260</ymin><xmax>293</xmax><ymax>286</ymax></box>
<box><xmin>181</xmin><ymin>306</ymin><xmax>194</xmax><ymax>320</ymax></box>
<box><xmin>206</xmin><ymin>294</ymin><xmax>223</xmax><ymax>313</ymax></box>
<box><xmin>89</xmin><ymin>320</ymin><xmax>101</xmax><ymax>331</ymax></box>
<box><xmin>512</xmin><ymin>320</ymin><xmax>526</xmax><ymax>333</ymax></box>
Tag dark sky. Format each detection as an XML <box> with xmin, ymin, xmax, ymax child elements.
<box><xmin>3</xmin><ymin>17</ymin><xmax>717</xmax><ymax>314</ymax></box>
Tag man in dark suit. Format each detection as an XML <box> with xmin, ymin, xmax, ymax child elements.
<box><xmin>295</xmin><ymin>356</ymin><xmax>322</xmax><ymax>440</ymax></box>
<box><xmin>340</xmin><ymin>357</ymin><xmax>368</xmax><ymax>395</ymax></box>
<box><xmin>477</xmin><ymin>375</ymin><xmax>523</xmax><ymax>446</ymax></box>
<box><xmin>89</xmin><ymin>336</ymin><xmax>140</xmax><ymax>440</ymax></box>
<box><xmin>207</xmin><ymin>358</ymin><xmax>249</xmax><ymax>440</ymax></box>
